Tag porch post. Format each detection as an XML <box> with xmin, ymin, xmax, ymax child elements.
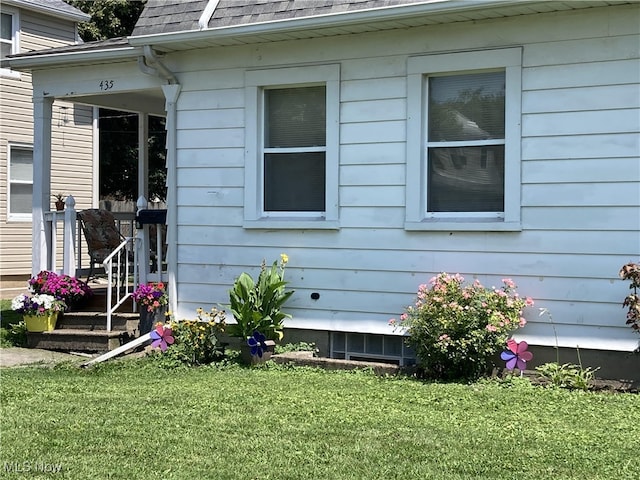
<box><xmin>162</xmin><ymin>84</ymin><xmax>181</xmax><ymax>316</ymax></box>
<box><xmin>138</xmin><ymin>113</ymin><xmax>149</xmax><ymax>201</ymax></box>
<box><xmin>32</xmin><ymin>95</ymin><xmax>53</xmax><ymax>276</ymax></box>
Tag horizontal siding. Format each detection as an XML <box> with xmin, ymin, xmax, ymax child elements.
<box><xmin>168</xmin><ymin>4</ymin><xmax>640</xmax><ymax>350</ymax></box>
<box><xmin>0</xmin><ymin>8</ymin><xmax>93</xmax><ymax>276</ymax></box>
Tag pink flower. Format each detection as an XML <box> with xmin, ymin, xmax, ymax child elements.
<box><xmin>519</xmin><ymin>317</ymin><xmax>527</xmax><ymax>327</ymax></box>
<box><xmin>525</xmin><ymin>297</ymin><xmax>534</xmax><ymax>306</ymax></box>
<box><xmin>502</xmin><ymin>278</ymin><xmax>515</xmax><ymax>288</ymax></box>
<box><xmin>485</xmin><ymin>324</ymin><xmax>497</xmax><ymax>332</ymax></box>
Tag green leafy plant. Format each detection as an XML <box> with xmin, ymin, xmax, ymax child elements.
<box><xmin>620</xmin><ymin>261</ymin><xmax>640</xmax><ymax>333</ymax></box>
<box><xmin>228</xmin><ymin>254</ymin><xmax>294</xmax><ymax>341</ymax></box>
<box><xmin>535</xmin><ymin>361</ymin><xmax>599</xmax><ymax>391</ymax></box>
<box><xmin>159</xmin><ymin>307</ymin><xmax>227</xmax><ymax>366</ymax></box>
<box><xmin>391</xmin><ymin>273</ymin><xmax>534</xmax><ymax>380</ymax></box>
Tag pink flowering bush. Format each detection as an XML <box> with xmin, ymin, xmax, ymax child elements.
<box><xmin>390</xmin><ymin>273</ymin><xmax>534</xmax><ymax>380</ymax></box>
<box><xmin>132</xmin><ymin>282</ymin><xmax>168</xmax><ymax>313</ymax></box>
<box><xmin>29</xmin><ymin>271</ymin><xmax>92</xmax><ymax>308</ymax></box>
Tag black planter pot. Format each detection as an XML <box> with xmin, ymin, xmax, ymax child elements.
<box><xmin>139</xmin><ymin>306</ymin><xmax>168</xmax><ymax>335</ymax></box>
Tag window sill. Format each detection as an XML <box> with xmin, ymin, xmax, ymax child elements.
<box><xmin>404</xmin><ymin>219</ymin><xmax>521</xmax><ymax>232</ymax></box>
<box><xmin>243</xmin><ymin>218</ymin><xmax>339</xmax><ymax>230</ymax></box>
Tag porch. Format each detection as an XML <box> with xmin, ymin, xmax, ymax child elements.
<box><xmin>28</xmin><ymin>195</ymin><xmax>168</xmax><ymax>352</ymax></box>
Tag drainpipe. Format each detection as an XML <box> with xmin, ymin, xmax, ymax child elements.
<box><xmin>198</xmin><ymin>0</ymin><xmax>220</xmax><ymax>30</ymax></box>
<box><xmin>138</xmin><ymin>45</ymin><xmax>181</xmax><ymax>318</ymax></box>
<box><xmin>141</xmin><ymin>45</ymin><xmax>177</xmax><ymax>84</ymax></box>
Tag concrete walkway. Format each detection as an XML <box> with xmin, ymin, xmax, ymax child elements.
<box><xmin>0</xmin><ymin>347</ymin><xmax>86</xmax><ymax>368</ymax></box>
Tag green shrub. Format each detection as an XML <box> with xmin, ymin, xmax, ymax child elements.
<box><xmin>391</xmin><ymin>273</ymin><xmax>534</xmax><ymax>380</ymax></box>
<box><xmin>157</xmin><ymin>307</ymin><xmax>227</xmax><ymax>366</ymax></box>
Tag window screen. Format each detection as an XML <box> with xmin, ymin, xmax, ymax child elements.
<box><xmin>263</xmin><ymin>86</ymin><xmax>326</xmax><ymax>213</ymax></box>
<box><xmin>9</xmin><ymin>146</ymin><xmax>33</xmax><ymax>215</ymax></box>
<box><xmin>427</xmin><ymin>72</ymin><xmax>505</xmax><ymax>213</ymax></box>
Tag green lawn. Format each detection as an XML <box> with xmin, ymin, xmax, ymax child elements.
<box><xmin>1</xmin><ymin>358</ymin><xmax>638</xmax><ymax>479</ymax></box>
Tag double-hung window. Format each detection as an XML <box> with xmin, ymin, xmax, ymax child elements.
<box><xmin>8</xmin><ymin>144</ymin><xmax>33</xmax><ymax>220</ymax></box>
<box><xmin>1</xmin><ymin>9</ymin><xmax>20</xmax><ymax>78</ymax></box>
<box><xmin>406</xmin><ymin>48</ymin><xmax>522</xmax><ymax>231</ymax></box>
<box><xmin>244</xmin><ymin>64</ymin><xmax>339</xmax><ymax>229</ymax></box>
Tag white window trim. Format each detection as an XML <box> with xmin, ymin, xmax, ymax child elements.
<box><xmin>7</xmin><ymin>142</ymin><xmax>33</xmax><ymax>222</ymax></box>
<box><xmin>1</xmin><ymin>7</ymin><xmax>21</xmax><ymax>79</ymax></box>
<box><xmin>405</xmin><ymin>48</ymin><xmax>522</xmax><ymax>232</ymax></box>
<box><xmin>244</xmin><ymin>64</ymin><xmax>340</xmax><ymax>230</ymax></box>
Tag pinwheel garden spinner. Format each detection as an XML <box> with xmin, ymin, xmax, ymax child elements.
<box><xmin>150</xmin><ymin>323</ymin><xmax>174</xmax><ymax>352</ymax></box>
<box><xmin>501</xmin><ymin>339</ymin><xmax>533</xmax><ymax>371</ymax></box>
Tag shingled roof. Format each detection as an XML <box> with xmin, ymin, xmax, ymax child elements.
<box><xmin>131</xmin><ymin>0</ymin><xmax>427</xmax><ymax>36</ymax></box>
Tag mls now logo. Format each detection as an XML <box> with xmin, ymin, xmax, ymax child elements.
<box><xmin>4</xmin><ymin>461</ymin><xmax>62</xmax><ymax>473</ymax></box>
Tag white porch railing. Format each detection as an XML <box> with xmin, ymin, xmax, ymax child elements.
<box><xmin>43</xmin><ymin>195</ymin><xmax>168</xmax><ymax>332</ymax></box>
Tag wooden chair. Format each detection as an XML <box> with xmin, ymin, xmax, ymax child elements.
<box><xmin>77</xmin><ymin>209</ymin><xmax>125</xmax><ymax>281</ymax></box>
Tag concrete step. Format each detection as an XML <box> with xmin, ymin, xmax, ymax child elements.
<box><xmin>57</xmin><ymin>311</ymin><xmax>140</xmax><ymax>333</ymax></box>
<box><xmin>27</xmin><ymin>329</ymin><xmax>135</xmax><ymax>353</ymax></box>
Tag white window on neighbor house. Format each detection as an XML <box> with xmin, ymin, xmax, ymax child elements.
<box><xmin>8</xmin><ymin>144</ymin><xmax>33</xmax><ymax>220</ymax></box>
<box><xmin>1</xmin><ymin>9</ymin><xmax>20</xmax><ymax>78</ymax></box>
<box><xmin>405</xmin><ymin>48</ymin><xmax>522</xmax><ymax>231</ymax></box>
<box><xmin>244</xmin><ymin>64</ymin><xmax>340</xmax><ymax>229</ymax></box>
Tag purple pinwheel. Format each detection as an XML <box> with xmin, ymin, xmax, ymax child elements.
<box><xmin>150</xmin><ymin>324</ymin><xmax>174</xmax><ymax>352</ymax></box>
<box><xmin>247</xmin><ymin>330</ymin><xmax>267</xmax><ymax>358</ymax></box>
<box><xmin>500</xmin><ymin>339</ymin><xmax>533</xmax><ymax>370</ymax></box>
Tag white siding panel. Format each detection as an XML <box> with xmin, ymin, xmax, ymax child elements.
<box><xmin>522</xmin><ymin>134</ymin><xmax>639</xmax><ymax>160</ymax></box>
<box><xmin>523</xmin><ymin>59</ymin><xmax>640</xmax><ymax>90</ymax></box>
<box><xmin>176</xmin><ymin>128</ymin><xmax>244</xmax><ymax>149</ymax></box>
<box><xmin>523</xmin><ymin>34</ymin><xmax>640</xmax><ymax>67</ymax></box>
<box><xmin>340</xmin><ymin>120</ymin><xmax>405</xmax><ymax>144</ymax></box>
<box><xmin>340</xmin><ymin>185</ymin><xmax>404</xmax><ymax>207</ymax></box>
<box><xmin>521</xmin><ymin>182</ymin><xmax>640</xmax><ymax>207</ymax></box>
<box><xmin>177</xmin><ymin>108</ymin><xmax>243</xmax><ymax>129</ymax></box>
<box><xmin>177</xmin><ymin>148</ymin><xmax>244</xmax><ymax>168</ymax></box>
<box><xmin>340</xmin><ymin>143</ymin><xmax>405</xmax><ymax>165</ymax></box>
<box><xmin>341</xmin><ymin>164</ymin><xmax>405</xmax><ymax>186</ymax></box>
<box><xmin>523</xmin><ymin>84</ymin><xmax>640</xmax><ymax>114</ymax></box>
<box><xmin>523</xmin><ymin>207</ymin><xmax>640</xmax><ymax>230</ymax></box>
<box><xmin>523</xmin><ymin>109</ymin><xmax>640</xmax><ymax>137</ymax></box>
<box><xmin>177</xmin><ymin>167</ymin><xmax>244</xmax><ymax>187</ymax></box>
<box><xmin>341</xmin><ymin>77</ymin><xmax>406</xmax><ymax>102</ymax></box>
<box><xmin>179</xmin><ymin>89</ymin><xmax>244</xmax><ymax>110</ymax></box>
<box><xmin>341</xmin><ymin>98</ymin><xmax>406</xmax><ymax>123</ymax></box>
<box><xmin>177</xmin><ymin>186</ymin><xmax>243</xmax><ymax>207</ymax></box>
<box><xmin>177</xmin><ymin>225</ymin><xmax>637</xmax><ymax>256</ymax></box>
<box><xmin>522</xmin><ymin>158</ymin><xmax>640</xmax><ymax>183</ymax></box>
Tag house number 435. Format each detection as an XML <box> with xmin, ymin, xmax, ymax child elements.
<box><xmin>99</xmin><ymin>80</ymin><xmax>114</xmax><ymax>91</ymax></box>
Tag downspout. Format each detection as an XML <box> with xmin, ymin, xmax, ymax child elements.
<box><xmin>198</xmin><ymin>0</ymin><xmax>220</xmax><ymax>30</ymax></box>
<box><xmin>138</xmin><ymin>46</ymin><xmax>181</xmax><ymax>318</ymax></box>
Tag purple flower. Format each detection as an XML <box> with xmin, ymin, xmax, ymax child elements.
<box><xmin>150</xmin><ymin>323</ymin><xmax>174</xmax><ymax>352</ymax></box>
<box><xmin>501</xmin><ymin>339</ymin><xmax>533</xmax><ymax>370</ymax></box>
<box><xmin>247</xmin><ymin>330</ymin><xmax>267</xmax><ymax>358</ymax></box>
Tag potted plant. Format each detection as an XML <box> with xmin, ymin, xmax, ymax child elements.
<box><xmin>228</xmin><ymin>254</ymin><xmax>294</xmax><ymax>363</ymax></box>
<box><xmin>133</xmin><ymin>282</ymin><xmax>168</xmax><ymax>334</ymax></box>
<box><xmin>11</xmin><ymin>293</ymin><xmax>66</xmax><ymax>332</ymax></box>
<box><xmin>53</xmin><ymin>193</ymin><xmax>65</xmax><ymax>211</ymax></box>
<box><xmin>29</xmin><ymin>270</ymin><xmax>92</xmax><ymax>310</ymax></box>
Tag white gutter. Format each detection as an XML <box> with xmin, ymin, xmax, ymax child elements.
<box><xmin>198</xmin><ymin>0</ymin><xmax>220</xmax><ymax>30</ymax></box>
<box><xmin>128</xmin><ymin>0</ymin><xmax>533</xmax><ymax>47</ymax></box>
<box><xmin>141</xmin><ymin>45</ymin><xmax>178</xmax><ymax>84</ymax></box>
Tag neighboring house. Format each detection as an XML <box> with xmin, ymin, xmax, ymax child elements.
<box><xmin>0</xmin><ymin>0</ymin><xmax>94</xmax><ymax>279</ymax></box>
<box><xmin>8</xmin><ymin>0</ymin><xmax>640</xmax><ymax>366</ymax></box>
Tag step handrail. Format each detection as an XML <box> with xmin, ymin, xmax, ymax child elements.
<box><xmin>102</xmin><ymin>236</ymin><xmax>138</xmax><ymax>331</ymax></box>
